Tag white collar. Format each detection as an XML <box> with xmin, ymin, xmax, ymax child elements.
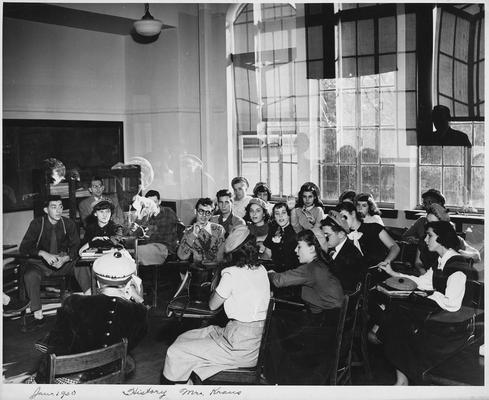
<box><xmin>438</xmin><ymin>248</ymin><xmax>459</xmax><ymax>270</ymax></box>
<box><xmin>200</xmin><ymin>221</ymin><xmax>212</xmax><ymax>235</ymax></box>
<box><xmin>303</xmin><ymin>205</ymin><xmax>314</xmax><ymax>212</ymax></box>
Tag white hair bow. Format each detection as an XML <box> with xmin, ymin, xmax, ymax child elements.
<box><xmin>347</xmin><ymin>230</ymin><xmax>364</xmax><ymax>256</ymax></box>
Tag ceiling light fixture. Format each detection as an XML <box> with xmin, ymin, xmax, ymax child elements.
<box><xmin>133</xmin><ymin>3</ymin><xmax>163</xmax><ymax>37</ymax></box>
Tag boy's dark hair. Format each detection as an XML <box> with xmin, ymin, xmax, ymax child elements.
<box><xmin>216</xmin><ymin>189</ymin><xmax>233</xmax><ymax>201</ymax></box>
<box><xmin>195</xmin><ymin>197</ymin><xmax>214</xmax><ymax>210</ymax></box>
<box><xmin>145</xmin><ymin>190</ymin><xmax>160</xmax><ymax>200</ymax></box>
<box><xmin>43</xmin><ymin>195</ymin><xmax>62</xmax><ymax>207</ymax></box>
<box><xmin>89</xmin><ymin>176</ymin><xmax>104</xmax><ymax>186</ymax></box>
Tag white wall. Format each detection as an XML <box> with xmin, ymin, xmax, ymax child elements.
<box><xmin>2</xmin><ymin>3</ymin><xmax>229</xmax><ymax>238</ymax></box>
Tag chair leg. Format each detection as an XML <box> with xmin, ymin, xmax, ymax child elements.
<box><xmin>360</xmin><ymin>318</ymin><xmax>373</xmax><ymax>380</ymax></box>
<box><xmin>152</xmin><ymin>265</ymin><xmax>158</xmax><ymax>309</ymax></box>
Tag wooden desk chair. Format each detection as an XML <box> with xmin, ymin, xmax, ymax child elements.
<box><xmin>352</xmin><ymin>273</ymin><xmax>373</xmax><ymax>380</ymax></box>
<box><xmin>331</xmin><ymin>283</ymin><xmax>362</xmax><ymax>385</ymax></box>
<box><xmin>193</xmin><ymin>298</ymin><xmax>275</xmax><ymax>385</ymax></box>
<box><xmin>47</xmin><ymin>338</ymin><xmax>128</xmax><ymax>384</ymax></box>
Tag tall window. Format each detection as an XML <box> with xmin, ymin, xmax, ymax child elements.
<box><xmin>231</xmin><ymin>3</ymin><xmax>416</xmax><ymax>204</ymax></box>
<box><xmin>320</xmin><ymin>5</ymin><xmax>417</xmax><ymax>205</ymax></box>
<box><xmin>419</xmin><ymin>4</ymin><xmax>484</xmax><ymax>210</ymax></box>
<box><xmin>232</xmin><ymin>3</ymin><xmax>300</xmax><ymax>196</ymax></box>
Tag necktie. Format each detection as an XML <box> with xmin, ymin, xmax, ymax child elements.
<box><xmin>49</xmin><ymin>224</ymin><xmax>58</xmax><ymax>255</ymax></box>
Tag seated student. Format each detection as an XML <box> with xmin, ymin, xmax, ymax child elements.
<box><xmin>355</xmin><ymin>192</ymin><xmax>384</xmax><ymax>226</ymax></box>
<box><xmin>291</xmin><ymin>182</ymin><xmax>325</xmax><ymax>232</ymax></box>
<box><xmin>78</xmin><ymin>200</ymin><xmax>123</xmax><ymax>256</ymax></box>
<box><xmin>130</xmin><ymin>192</ymin><xmax>181</xmax><ymax>266</ymax></box>
<box><xmin>320</xmin><ymin>211</ymin><xmax>365</xmax><ymax>292</ymax></box>
<box><xmin>231</xmin><ymin>176</ymin><xmax>253</xmax><ymax>219</ymax></box>
<box><xmin>338</xmin><ymin>189</ymin><xmax>356</xmax><ymax>204</ymax></box>
<box><xmin>253</xmin><ymin>182</ymin><xmax>274</xmax><ymax>214</ymax></box>
<box><xmin>336</xmin><ymin>201</ymin><xmax>400</xmax><ymax>274</ymax></box>
<box><xmin>30</xmin><ymin>251</ymin><xmax>148</xmax><ymax>384</ymax></box>
<box><xmin>177</xmin><ymin>198</ymin><xmax>226</xmax><ymax>264</ymax></box>
<box><xmin>375</xmin><ymin>221</ymin><xmax>477</xmax><ymax>385</ymax></box>
<box><xmin>402</xmin><ymin>188</ymin><xmax>446</xmax><ymax>243</ymax></box>
<box><xmin>414</xmin><ymin>203</ymin><xmax>481</xmax><ymax>275</ymax></box>
<box><xmin>266</xmin><ymin>229</ymin><xmax>344</xmax><ymax>384</ymax></box>
<box><xmin>162</xmin><ymin>228</ymin><xmax>270</xmax><ymax>384</ymax></box>
<box><xmin>78</xmin><ymin>176</ymin><xmax>124</xmax><ymax>227</ymax></box>
<box><xmin>244</xmin><ymin>198</ymin><xmax>272</xmax><ymax>260</ymax></box>
<box><xmin>19</xmin><ymin>195</ymin><xmax>91</xmax><ymax>331</ymax></box>
<box><xmin>210</xmin><ymin>189</ymin><xmax>245</xmax><ymax>238</ymax></box>
<box><xmin>263</xmin><ymin>202</ymin><xmax>299</xmax><ymax>272</ymax></box>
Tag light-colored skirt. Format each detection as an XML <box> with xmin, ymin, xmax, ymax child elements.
<box><xmin>163</xmin><ymin>319</ymin><xmax>265</xmax><ymax>382</ymax></box>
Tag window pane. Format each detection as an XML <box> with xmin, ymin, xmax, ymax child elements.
<box><xmin>340</xmin><ymin>92</ymin><xmax>356</xmax><ymax>126</ymax></box>
<box><xmin>269</xmin><ymin>162</ymin><xmax>280</xmax><ymax>195</ymax></box>
<box><xmin>242</xmin><ymin>163</ymin><xmax>260</xmax><ymax>189</ymax></box>
<box><xmin>341</xmin><ymin>21</ymin><xmax>356</xmax><ymax>57</ymax></box>
<box><xmin>339</xmin><ymin>129</ymin><xmax>357</xmax><ymax>163</ymax></box>
<box><xmin>454</xmin><ymin>17</ymin><xmax>470</xmax><ymax>63</ymax></box>
<box><xmin>379</xmin><ymin>16</ymin><xmax>396</xmax><ymax>53</ymax></box>
<box><xmin>380</xmin><ymin>129</ymin><xmax>398</xmax><ymax>162</ymax></box>
<box><xmin>443</xmin><ymin>146</ymin><xmax>464</xmax><ymax>166</ymax></box>
<box><xmin>339</xmin><ymin>165</ymin><xmax>357</xmax><ymax>194</ymax></box>
<box><xmin>361</xmin><ymin>129</ymin><xmax>379</xmax><ymax>163</ymax></box>
<box><xmin>357</xmin><ymin>19</ymin><xmax>374</xmax><ymax>55</ymax></box>
<box><xmin>472</xmin><ymin>123</ymin><xmax>485</xmax><ymax>166</ymax></box>
<box><xmin>419</xmin><ymin>146</ymin><xmax>442</xmax><ymax>165</ymax></box>
<box><xmin>380</xmin><ymin>88</ymin><xmax>396</xmax><ymax>126</ymax></box>
<box><xmin>361</xmin><ymin>88</ymin><xmax>379</xmax><ymax>126</ymax></box>
<box><xmin>361</xmin><ymin>165</ymin><xmax>380</xmax><ymax>199</ymax></box>
<box><xmin>321</xmin><ymin>90</ymin><xmax>337</xmax><ymax>127</ymax></box>
<box><xmin>471</xmin><ymin>166</ymin><xmax>484</xmax><ymax>209</ymax></box>
<box><xmin>419</xmin><ymin>166</ymin><xmax>442</xmax><ymax>194</ymax></box>
<box><xmin>321</xmin><ymin>128</ymin><xmax>337</xmax><ymax>163</ymax></box>
<box><xmin>443</xmin><ymin>167</ymin><xmax>464</xmax><ymax>206</ymax></box>
<box><xmin>322</xmin><ymin>165</ymin><xmax>338</xmax><ymax>200</ymax></box>
<box><xmin>380</xmin><ymin>165</ymin><xmax>395</xmax><ymax>203</ymax></box>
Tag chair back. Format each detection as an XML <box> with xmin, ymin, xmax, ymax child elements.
<box><xmin>48</xmin><ymin>338</ymin><xmax>128</xmax><ymax>384</ymax></box>
<box><xmin>253</xmin><ymin>298</ymin><xmax>276</xmax><ymax>382</ymax></box>
<box><xmin>330</xmin><ymin>283</ymin><xmax>362</xmax><ymax>385</ymax></box>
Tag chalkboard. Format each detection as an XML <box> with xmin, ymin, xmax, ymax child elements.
<box><xmin>3</xmin><ymin>119</ymin><xmax>124</xmax><ymax>213</ymax></box>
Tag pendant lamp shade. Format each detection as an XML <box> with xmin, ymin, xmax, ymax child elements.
<box><xmin>133</xmin><ymin>3</ymin><xmax>163</xmax><ymax>36</ymax></box>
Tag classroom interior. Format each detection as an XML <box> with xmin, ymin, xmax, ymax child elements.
<box><xmin>2</xmin><ymin>2</ymin><xmax>485</xmax><ymax>390</ymax></box>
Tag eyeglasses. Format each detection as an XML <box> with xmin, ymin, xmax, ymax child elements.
<box><xmin>197</xmin><ymin>209</ymin><xmax>213</xmax><ymax>217</ymax></box>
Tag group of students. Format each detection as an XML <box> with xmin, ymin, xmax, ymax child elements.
<box><xmin>12</xmin><ymin>174</ymin><xmax>481</xmax><ymax>386</ymax></box>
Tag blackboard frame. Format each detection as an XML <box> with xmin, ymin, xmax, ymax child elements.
<box><xmin>3</xmin><ymin>119</ymin><xmax>124</xmax><ymax>213</ymax></box>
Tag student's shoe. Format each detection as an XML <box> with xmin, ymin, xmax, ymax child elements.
<box><xmin>21</xmin><ymin>317</ymin><xmax>46</xmax><ymax>333</ymax></box>
<box><xmin>3</xmin><ymin>298</ymin><xmax>29</xmax><ymax>315</ymax></box>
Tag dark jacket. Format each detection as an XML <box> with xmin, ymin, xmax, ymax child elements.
<box><xmin>35</xmin><ymin>294</ymin><xmax>148</xmax><ymax>383</ymax></box>
<box><xmin>19</xmin><ymin>215</ymin><xmax>80</xmax><ymax>261</ymax></box>
<box><xmin>264</xmin><ymin>223</ymin><xmax>299</xmax><ymax>272</ymax></box>
<box><xmin>328</xmin><ymin>238</ymin><xmax>364</xmax><ymax>292</ymax></box>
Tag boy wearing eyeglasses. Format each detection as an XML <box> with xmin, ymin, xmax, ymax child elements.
<box><xmin>177</xmin><ymin>198</ymin><xmax>226</xmax><ymax>263</ymax></box>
